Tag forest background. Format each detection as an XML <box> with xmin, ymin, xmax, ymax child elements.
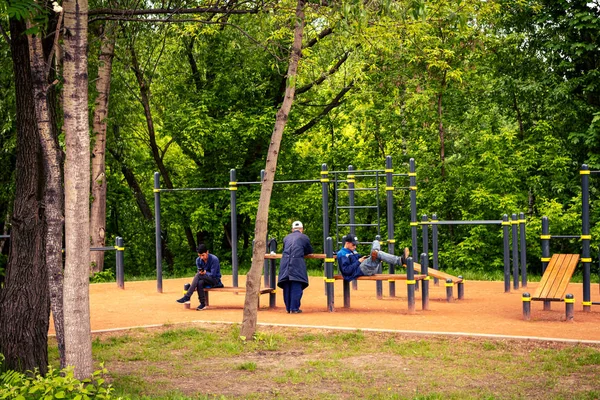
<box><xmin>0</xmin><ymin>0</ymin><xmax>598</xmax><ymax>282</ymax></box>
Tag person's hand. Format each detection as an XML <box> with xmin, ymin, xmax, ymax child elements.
<box><xmin>198</xmin><ymin>268</ymin><xmax>206</xmax><ymax>275</ymax></box>
<box><xmin>359</xmin><ymin>256</ymin><xmax>367</xmax><ymax>262</ymax></box>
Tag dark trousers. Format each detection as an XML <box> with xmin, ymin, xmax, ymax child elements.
<box><xmin>281</xmin><ymin>281</ymin><xmax>304</xmax><ymax>312</ymax></box>
<box><xmin>186</xmin><ymin>273</ymin><xmax>218</xmax><ymax>304</ymax></box>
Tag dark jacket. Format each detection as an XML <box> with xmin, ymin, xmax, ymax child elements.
<box><xmin>336</xmin><ymin>247</ymin><xmax>364</xmax><ymax>281</ymax></box>
<box><xmin>277</xmin><ymin>230</ymin><xmax>313</xmax><ymax>289</ymax></box>
<box><xmin>196</xmin><ymin>253</ymin><xmax>222</xmax><ymax>283</ymax></box>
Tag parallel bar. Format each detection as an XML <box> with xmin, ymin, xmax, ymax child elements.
<box><xmin>336</xmin><ymin>187</ymin><xmax>378</xmax><ymax>192</ymax></box>
<box><xmin>158</xmin><ymin>187</ymin><xmax>227</xmax><ymax>192</ymax></box>
<box><xmin>337</xmin><ymin>223</ymin><xmax>379</xmax><ymax>227</ymax></box>
<box><xmin>551</xmin><ymin>235</ymin><xmax>581</xmax><ymax>239</ymax></box>
<box><xmin>336</xmin><ymin>205</ymin><xmax>378</xmax><ymax>209</ymax></box>
<box><xmin>425</xmin><ymin>220</ymin><xmax>503</xmax><ymax>225</ymax></box>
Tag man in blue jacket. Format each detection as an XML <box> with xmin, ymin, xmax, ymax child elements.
<box><xmin>176</xmin><ymin>244</ymin><xmax>223</xmax><ymax>310</ymax></box>
<box><xmin>337</xmin><ymin>234</ymin><xmax>409</xmax><ymax>280</ymax></box>
<box><xmin>277</xmin><ymin>221</ymin><xmax>313</xmax><ymax>314</ymax></box>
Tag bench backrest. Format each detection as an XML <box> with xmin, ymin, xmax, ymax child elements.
<box><xmin>532</xmin><ymin>254</ymin><xmax>580</xmax><ymax>301</ymax></box>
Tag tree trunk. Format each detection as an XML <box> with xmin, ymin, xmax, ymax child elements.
<box><xmin>90</xmin><ymin>23</ymin><xmax>116</xmax><ymax>275</ymax></box>
<box><xmin>0</xmin><ymin>17</ymin><xmax>49</xmax><ymax>374</ymax></box>
<box><xmin>240</xmin><ymin>0</ymin><xmax>305</xmax><ymax>340</ymax></box>
<box><xmin>27</xmin><ymin>12</ymin><xmax>66</xmax><ymax>369</ymax></box>
<box><xmin>62</xmin><ymin>0</ymin><xmax>93</xmax><ymax>379</ymax></box>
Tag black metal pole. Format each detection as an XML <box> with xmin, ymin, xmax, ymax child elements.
<box><xmin>325</xmin><ymin>237</ymin><xmax>335</xmax><ymax>312</ymax></box>
<box><xmin>385</xmin><ymin>156</ymin><xmax>396</xmax><ymax>298</ymax></box>
<box><xmin>269</xmin><ymin>238</ymin><xmax>277</xmax><ymax>309</ymax></box>
<box><xmin>407</xmin><ymin>257</ymin><xmax>415</xmax><ymax>313</ymax></box>
<box><xmin>421</xmin><ymin>253</ymin><xmax>429</xmax><ymax>311</ymax></box>
<box><xmin>230</xmin><ymin>169</ymin><xmax>239</xmax><ymax>288</ymax></box>
<box><xmin>432</xmin><ymin>213</ymin><xmax>439</xmax><ymax>286</ymax></box>
<box><xmin>565</xmin><ymin>293</ymin><xmax>574</xmax><ymax>321</ymax></box>
<box><xmin>581</xmin><ymin>164</ymin><xmax>591</xmax><ymax>312</ymax></box>
<box><xmin>348</xmin><ymin>165</ymin><xmax>357</xmax><ymax>291</ymax></box>
<box><xmin>116</xmin><ymin>237</ymin><xmax>124</xmax><ymax>289</ymax></box>
<box><xmin>409</xmin><ymin>159</ymin><xmax>418</xmax><ymax>272</ymax></box>
<box><xmin>502</xmin><ymin>214</ymin><xmax>510</xmax><ymax>293</ymax></box>
<box><xmin>512</xmin><ymin>213</ymin><xmax>519</xmax><ymax>290</ymax></box>
<box><xmin>541</xmin><ymin>216</ymin><xmax>550</xmax><ymax>274</ymax></box>
<box><xmin>322</xmin><ymin>164</ymin><xmax>329</xmax><ymax>295</ymax></box>
<box><xmin>519</xmin><ymin>212</ymin><xmax>527</xmax><ymax>288</ymax></box>
<box><xmin>154</xmin><ymin>172</ymin><xmax>163</xmax><ymax>293</ymax></box>
<box><xmin>522</xmin><ymin>292</ymin><xmax>531</xmax><ymax>321</ymax></box>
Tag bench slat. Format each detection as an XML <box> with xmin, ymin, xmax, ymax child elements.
<box><xmin>413</xmin><ymin>263</ymin><xmax>463</xmax><ymax>283</ymax></box>
<box><xmin>533</xmin><ymin>254</ymin><xmax>562</xmax><ymax>299</ymax></box>
<box><xmin>204</xmin><ymin>287</ymin><xmax>274</xmax><ymax>294</ymax></box>
<box><xmin>333</xmin><ymin>274</ymin><xmax>426</xmax><ymax>281</ymax></box>
<box><xmin>547</xmin><ymin>254</ymin><xmax>579</xmax><ymax>300</ymax></box>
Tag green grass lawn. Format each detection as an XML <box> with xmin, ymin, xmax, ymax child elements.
<box><xmin>48</xmin><ymin>323</ymin><xmax>600</xmax><ymax>399</ymax></box>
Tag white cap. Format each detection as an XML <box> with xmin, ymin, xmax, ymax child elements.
<box><xmin>292</xmin><ymin>221</ymin><xmax>303</xmax><ymax>229</ymax></box>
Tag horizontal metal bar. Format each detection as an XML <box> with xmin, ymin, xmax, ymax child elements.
<box><xmin>159</xmin><ymin>187</ymin><xmax>227</xmax><ymax>192</ymax></box>
<box><xmin>550</xmin><ymin>235</ymin><xmax>580</xmax><ymax>239</ymax></box>
<box><xmin>336</xmin><ymin>187</ymin><xmax>378</xmax><ymax>191</ymax></box>
<box><xmin>590</xmin><ymin>171</ymin><xmax>600</xmax><ymax>174</ymax></box>
<box><xmin>331</xmin><ymin>169</ymin><xmax>386</xmax><ymax>174</ymax></box>
<box><xmin>338</xmin><ymin>223</ymin><xmax>379</xmax><ymax>227</ymax></box>
<box><xmin>90</xmin><ymin>247</ymin><xmax>118</xmax><ymax>251</ymax></box>
<box><xmin>0</xmin><ymin>235</ymin><xmax>9</xmax><ymax>238</ymax></box>
<box><xmin>336</xmin><ymin>206</ymin><xmax>378</xmax><ymax>209</ymax></box>
<box><xmin>236</xmin><ymin>181</ymin><xmax>262</xmax><ymax>185</ymax></box>
<box><xmin>424</xmin><ymin>220</ymin><xmax>503</xmax><ymax>225</ymax></box>
<box><xmin>273</xmin><ymin>179</ymin><xmax>320</xmax><ymax>184</ymax></box>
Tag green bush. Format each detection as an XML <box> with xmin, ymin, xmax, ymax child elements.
<box><xmin>90</xmin><ymin>269</ymin><xmax>115</xmax><ymax>284</ymax></box>
<box><xmin>0</xmin><ymin>355</ymin><xmax>117</xmax><ymax>399</ymax></box>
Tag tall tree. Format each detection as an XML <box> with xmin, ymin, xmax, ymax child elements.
<box><xmin>90</xmin><ymin>21</ymin><xmax>116</xmax><ymax>274</ymax></box>
<box><xmin>26</xmin><ymin>2</ymin><xmax>66</xmax><ymax>368</ymax></box>
<box><xmin>62</xmin><ymin>0</ymin><xmax>93</xmax><ymax>378</ymax></box>
<box><xmin>0</xmin><ymin>16</ymin><xmax>49</xmax><ymax>374</ymax></box>
<box><xmin>240</xmin><ymin>0</ymin><xmax>305</xmax><ymax>340</ymax></box>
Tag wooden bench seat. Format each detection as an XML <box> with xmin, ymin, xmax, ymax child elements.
<box><xmin>203</xmin><ymin>286</ymin><xmax>274</xmax><ymax>294</ymax></box>
<box><xmin>333</xmin><ymin>274</ymin><xmax>427</xmax><ymax>281</ymax></box>
<box><xmin>532</xmin><ymin>254</ymin><xmax>580</xmax><ymax>302</ymax></box>
<box><xmin>413</xmin><ymin>263</ymin><xmax>463</xmax><ymax>283</ymax></box>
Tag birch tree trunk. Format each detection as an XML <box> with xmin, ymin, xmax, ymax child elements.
<box><xmin>27</xmin><ymin>13</ymin><xmax>66</xmax><ymax>368</ymax></box>
<box><xmin>90</xmin><ymin>23</ymin><xmax>116</xmax><ymax>275</ymax></box>
<box><xmin>0</xmin><ymin>16</ymin><xmax>48</xmax><ymax>374</ymax></box>
<box><xmin>240</xmin><ymin>0</ymin><xmax>305</xmax><ymax>340</ymax></box>
<box><xmin>62</xmin><ymin>0</ymin><xmax>93</xmax><ymax>378</ymax></box>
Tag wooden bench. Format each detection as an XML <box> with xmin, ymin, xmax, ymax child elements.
<box><xmin>413</xmin><ymin>263</ymin><xmax>463</xmax><ymax>284</ymax></box>
<box><xmin>531</xmin><ymin>254</ymin><xmax>579</xmax><ymax>309</ymax></box>
<box><xmin>202</xmin><ymin>286</ymin><xmax>275</xmax><ymax>307</ymax></box>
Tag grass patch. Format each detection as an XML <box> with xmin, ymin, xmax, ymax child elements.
<box><xmin>48</xmin><ymin>324</ymin><xmax>600</xmax><ymax>399</ymax></box>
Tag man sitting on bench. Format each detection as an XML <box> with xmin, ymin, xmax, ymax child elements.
<box><xmin>176</xmin><ymin>244</ymin><xmax>223</xmax><ymax>310</ymax></box>
<box><xmin>337</xmin><ymin>235</ymin><xmax>409</xmax><ymax>281</ymax></box>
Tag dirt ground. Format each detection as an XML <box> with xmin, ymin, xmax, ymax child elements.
<box><xmin>60</xmin><ymin>275</ymin><xmax>600</xmax><ymax>342</ymax></box>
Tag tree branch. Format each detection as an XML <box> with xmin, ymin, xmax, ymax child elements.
<box><xmin>304</xmin><ymin>27</ymin><xmax>333</xmax><ymax>49</ymax></box>
<box><xmin>88</xmin><ymin>6</ymin><xmax>260</xmax><ymax>17</ymax></box>
<box><xmin>295</xmin><ymin>50</ymin><xmax>350</xmax><ymax>95</ymax></box>
<box><xmin>293</xmin><ymin>83</ymin><xmax>354</xmax><ymax>136</ymax></box>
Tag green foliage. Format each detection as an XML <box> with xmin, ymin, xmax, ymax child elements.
<box><xmin>90</xmin><ymin>269</ymin><xmax>116</xmax><ymax>284</ymax></box>
<box><xmin>0</xmin><ymin>354</ymin><xmax>115</xmax><ymax>399</ymax></box>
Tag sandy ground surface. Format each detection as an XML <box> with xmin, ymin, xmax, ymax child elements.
<box><xmin>59</xmin><ymin>275</ymin><xmax>600</xmax><ymax>342</ymax></box>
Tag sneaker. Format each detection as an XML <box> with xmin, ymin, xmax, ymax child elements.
<box><xmin>291</xmin><ymin>309</ymin><xmax>303</xmax><ymax>314</ymax></box>
<box><xmin>370</xmin><ymin>250</ymin><xmax>379</xmax><ymax>262</ymax></box>
<box><xmin>176</xmin><ymin>295</ymin><xmax>191</xmax><ymax>303</ymax></box>
<box><xmin>196</xmin><ymin>304</ymin><xmax>207</xmax><ymax>311</ymax></box>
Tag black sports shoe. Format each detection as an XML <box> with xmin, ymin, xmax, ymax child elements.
<box><xmin>196</xmin><ymin>304</ymin><xmax>207</xmax><ymax>311</ymax></box>
<box><xmin>176</xmin><ymin>295</ymin><xmax>191</xmax><ymax>303</ymax></box>
<box><xmin>291</xmin><ymin>309</ymin><xmax>303</xmax><ymax>314</ymax></box>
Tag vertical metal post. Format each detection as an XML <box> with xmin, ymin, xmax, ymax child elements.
<box><xmin>565</xmin><ymin>293</ymin><xmax>574</xmax><ymax>321</ymax></box>
<box><xmin>154</xmin><ymin>172</ymin><xmax>163</xmax><ymax>293</ymax></box>
<box><xmin>522</xmin><ymin>292</ymin><xmax>531</xmax><ymax>321</ymax></box>
<box><xmin>457</xmin><ymin>276</ymin><xmax>464</xmax><ymax>300</ymax></box>
<box><xmin>541</xmin><ymin>216</ymin><xmax>550</xmax><ymax>274</ymax></box>
<box><xmin>512</xmin><ymin>213</ymin><xmax>519</xmax><ymax>290</ymax></box>
<box><xmin>269</xmin><ymin>238</ymin><xmax>277</xmax><ymax>309</ymax></box>
<box><xmin>343</xmin><ymin>279</ymin><xmax>350</xmax><ymax>308</ymax></box>
<box><xmin>322</xmin><ymin>164</ymin><xmax>329</xmax><ymax>295</ymax></box>
<box><xmin>375</xmin><ymin>234</ymin><xmax>382</xmax><ymax>299</ymax></box>
<box><xmin>519</xmin><ymin>212</ymin><xmax>527</xmax><ymax>288</ymax></box>
<box><xmin>264</xmin><ymin>238</ymin><xmax>273</xmax><ymax>288</ymax></box>
<box><xmin>445</xmin><ymin>279</ymin><xmax>454</xmax><ymax>302</ymax></box>
<box><xmin>432</xmin><ymin>213</ymin><xmax>439</xmax><ymax>286</ymax></box>
<box><xmin>116</xmin><ymin>236</ymin><xmax>124</xmax><ymax>289</ymax></box>
<box><xmin>421</xmin><ymin>253</ymin><xmax>429</xmax><ymax>311</ymax></box>
<box><xmin>581</xmin><ymin>165</ymin><xmax>591</xmax><ymax>312</ymax></box>
<box><xmin>348</xmin><ymin>165</ymin><xmax>357</xmax><ymax>291</ymax></box>
<box><xmin>385</xmin><ymin>156</ymin><xmax>396</xmax><ymax>298</ymax></box>
<box><xmin>230</xmin><ymin>169</ymin><xmax>239</xmax><ymax>288</ymax></box>
<box><xmin>325</xmin><ymin>237</ymin><xmax>335</xmax><ymax>312</ymax></box>
<box><xmin>502</xmin><ymin>214</ymin><xmax>510</xmax><ymax>293</ymax></box>
<box><xmin>407</xmin><ymin>257</ymin><xmax>415</xmax><ymax>313</ymax></box>
<box><xmin>421</xmin><ymin>215</ymin><xmax>428</xmax><ymax>261</ymax></box>
<box><xmin>409</xmin><ymin>159</ymin><xmax>419</xmax><ymax>271</ymax></box>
